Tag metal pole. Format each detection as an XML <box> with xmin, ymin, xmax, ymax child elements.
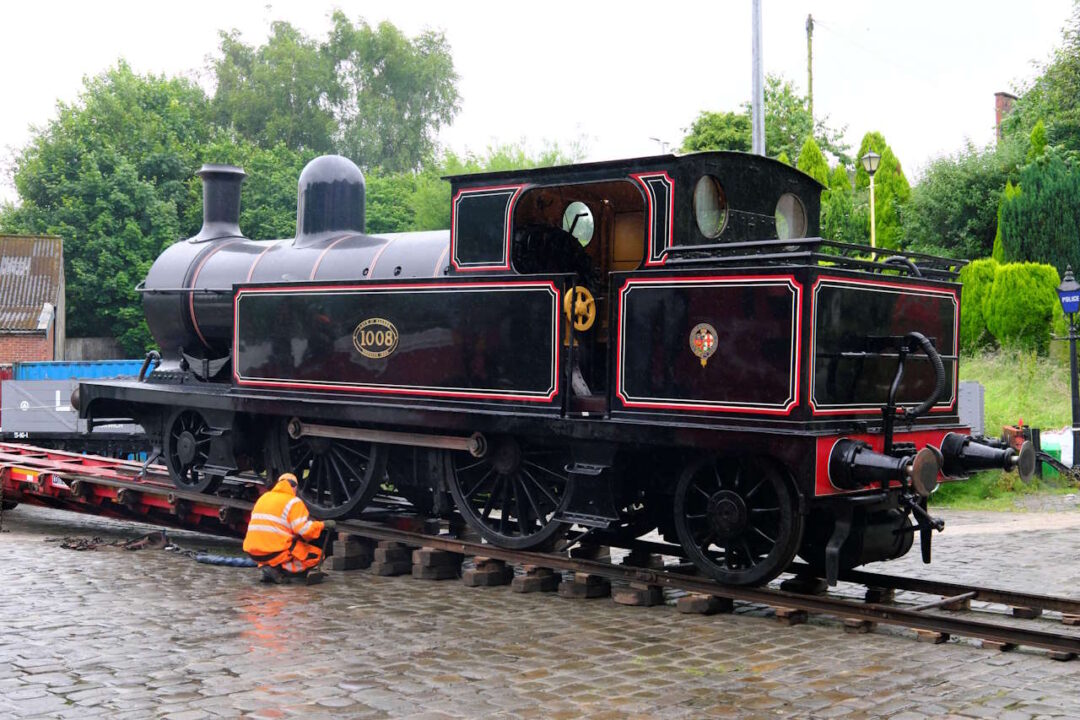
<box><xmin>806</xmin><ymin>14</ymin><xmax>814</xmax><ymax>123</ymax></box>
<box><xmin>751</xmin><ymin>0</ymin><xmax>765</xmax><ymax>155</ymax></box>
<box><xmin>868</xmin><ymin>174</ymin><xmax>877</xmax><ymax>250</ymax></box>
<box><xmin>1071</xmin><ymin>312</ymin><xmax>1080</xmax><ymax>467</ymax></box>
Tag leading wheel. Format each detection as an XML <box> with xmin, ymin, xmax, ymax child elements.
<box><xmin>265</xmin><ymin>419</ymin><xmax>387</xmax><ymax>520</ymax></box>
<box><xmin>674</xmin><ymin>455</ymin><xmax>802</xmax><ymax>586</ymax></box>
<box><xmin>163</xmin><ymin>410</ymin><xmax>223</xmax><ymax>495</ymax></box>
<box><xmin>447</xmin><ymin>436</ymin><xmax>572</xmax><ymax>550</ymax></box>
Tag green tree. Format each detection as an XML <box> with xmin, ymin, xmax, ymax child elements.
<box><xmin>680</xmin><ymin>74</ymin><xmax>848</xmax><ymax>162</ymax></box>
<box><xmin>325</xmin><ymin>12</ymin><xmax>460</xmax><ymax>172</ymax></box>
<box><xmin>992</xmin><ymin>180</ymin><xmax>1022</xmax><ymax>262</ymax></box>
<box><xmin>796</xmin><ymin>136</ymin><xmax>830</xmax><ymax>186</ymax></box>
<box><xmin>775</xmin><ymin>151</ymin><xmax>791</xmax><ymax>166</ymax></box>
<box><xmin>211</xmin><ymin>23</ymin><xmax>338</xmax><ymax>153</ymax></box>
<box><xmin>680</xmin><ymin>111</ymin><xmax>751</xmax><ymax>153</ymax></box>
<box><xmin>820</xmin><ymin>164</ymin><xmax>866</xmax><ymax>244</ymax></box>
<box><xmin>366</xmin><ymin>172</ymin><xmax>418</xmax><ymax>233</ymax></box>
<box><xmin>0</xmin><ymin>63</ymin><xmax>212</xmax><ymax>354</ymax></box>
<box><xmin>999</xmin><ymin>150</ymin><xmax>1080</xmax><ymax>273</ymax></box>
<box><xmin>903</xmin><ymin>139</ymin><xmax>1025</xmax><ymax>258</ymax></box>
<box><xmin>854</xmin><ymin>132</ymin><xmax>909</xmax><ymax>250</ymax></box>
<box><xmin>210</xmin><ymin>13</ymin><xmax>460</xmax><ymax>172</ymax></box>
<box><xmin>409</xmin><ymin>141</ymin><xmax>584</xmax><ymax>231</ymax></box>
<box><xmin>1004</xmin><ymin>4</ymin><xmax>1080</xmax><ymax>152</ymax></box>
<box><xmin>1028</xmin><ymin>119</ymin><xmax>1049</xmax><ymax>162</ymax></box>
<box><xmin>190</xmin><ymin>135</ymin><xmax>317</xmax><ymax>240</ymax></box>
<box><xmin>755</xmin><ymin>75</ymin><xmax>849</xmax><ymax>164</ymax></box>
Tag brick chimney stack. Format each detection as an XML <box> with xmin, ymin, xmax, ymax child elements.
<box><xmin>995</xmin><ymin>91</ymin><xmax>1018</xmax><ymax>142</ymax></box>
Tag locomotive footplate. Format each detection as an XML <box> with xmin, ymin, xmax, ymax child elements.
<box><xmin>554</xmin><ymin>444</ymin><xmax>621</xmax><ymax>528</ymax></box>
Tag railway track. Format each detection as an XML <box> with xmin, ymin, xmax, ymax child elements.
<box><xmin>3</xmin><ymin>441</ymin><xmax>1078</xmax><ymax>660</ymax></box>
<box><xmin>332</xmin><ymin>517</ymin><xmax>1080</xmax><ymax>660</ymax></box>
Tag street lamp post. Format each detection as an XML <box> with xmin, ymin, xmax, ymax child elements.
<box><xmin>1057</xmin><ymin>266</ymin><xmax>1080</xmax><ymax>466</ymax></box>
<box><xmin>861</xmin><ymin>151</ymin><xmax>881</xmax><ymax>251</ymax></box>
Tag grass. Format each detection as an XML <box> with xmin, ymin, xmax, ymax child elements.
<box><xmin>931</xmin><ymin>470</ymin><xmax>1074</xmax><ymax>509</ymax></box>
<box><xmin>959</xmin><ymin>347</ymin><xmax>1072</xmax><ymax>432</ymax></box>
<box><xmin>930</xmin><ymin>347</ymin><xmax>1078</xmax><ymax>509</ymax></box>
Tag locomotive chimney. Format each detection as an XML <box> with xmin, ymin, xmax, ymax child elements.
<box><xmin>295</xmin><ymin>155</ymin><xmax>366</xmax><ymax>246</ymax></box>
<box><xmin>192</xmin><ymin>164</ymin><xmax>246</xmax><ymax>243</ymax></box>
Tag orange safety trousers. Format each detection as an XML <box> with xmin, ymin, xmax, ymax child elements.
<box><xmin>243</xmin><ymin>479</ymin><xmax>325</xmax><ymax>574</ymax></box>
<box><xmin>259</xmin><ymin>539</ymin><xmax>324</xmax><ymax>574</ymax></box>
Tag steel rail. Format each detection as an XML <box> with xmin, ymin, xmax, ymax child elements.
<box><xmin>787</xmin><ymin>562</ymin><xmax>1080</xmax><ymax>617</ymax></box>
<box><xmin>336</xmin><ymin>518</ymin><xmax>1080</xmax><ymax>657</ymax></box>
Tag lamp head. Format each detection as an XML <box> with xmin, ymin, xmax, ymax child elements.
<box><xmin>860</xmin><ymin>151</ymin><xmax>881</xmax><ymax>176</ymax></box>
<box><xmin>1058</xmin><ymin>265</ymin><xmax>1080</xmax><ymax>314</ymax></box>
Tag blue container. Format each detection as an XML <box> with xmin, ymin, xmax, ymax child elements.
<box><xmin>13</xmin><ymin>359</ymin><xmax>144</xmax><ymax>381</ymax></box>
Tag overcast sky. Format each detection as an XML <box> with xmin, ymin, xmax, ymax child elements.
<box><xmin>1</xmin><ymin>1</ymin><xmax>1075</xmax><ymax>204</ymax></box>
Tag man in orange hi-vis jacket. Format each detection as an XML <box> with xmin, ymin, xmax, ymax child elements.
<box><xmin>243</xmin><ymin>473</ymin><xmax>335</xmax><ymax>584</ymax></box>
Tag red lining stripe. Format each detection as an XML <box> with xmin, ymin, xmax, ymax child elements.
<box><xmin>449</xmin><ymin>184</ymin><xmax>525</xmax><ymax>272</ymax></box>
<box><xmin>807</xmin><ymin>275</ymin><xmax>960</xmax><ymax>415</ymax></box>
<box><xmin>614</xmin><ymin>274</ymin><xmax>802</xmax><ymax>415</ymax></box>
<box><xmin>309</xmin><ymin>234</ymin><xmax>352</xmax><ymax>280</ymax></box>
<box><xmin>232</xmin><ymin>280</ymin><xmax>562</xmax><ymax>403</ymax></box>
<box><xmin>631</xmin><ymin>172</ymin><xmax>675</xmax><ymax>267</ymax></box>
<box><xmin>245</xmin><ymin>239</ymin><xmax>287</xmax><ymax>283</ymax></box>
<box><xmin>188</xmin><ymin>239</ymin><xmax>245</xmax><ymax>350</ymax></box>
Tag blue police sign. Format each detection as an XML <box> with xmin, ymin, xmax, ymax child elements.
<box><xmin>1060</xmin><ymin>290</ymin><xmax>1080</xmax><ymax>315</ymax></box>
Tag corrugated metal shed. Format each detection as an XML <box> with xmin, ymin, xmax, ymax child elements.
<box><xmin>0</xmin><ymin>235</ymin><xmax>64</xmax><ymax>331</ymax></box>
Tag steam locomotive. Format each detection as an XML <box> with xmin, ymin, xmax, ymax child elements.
<box><xmin>75</xmin><ymin>151</ymin><xmax>1034</xmax><ymax>586</ymax></box>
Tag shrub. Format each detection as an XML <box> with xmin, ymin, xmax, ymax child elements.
<box><xmin>982</xmin><ymin>262</ymin><xmax>1060</xmax><ymax>354</ymax></box>
<box><xmin>999</xmin><ymin>152</ymin><xmax>1080</xmax><ymax>273</ymax></box>
<box><xmin>959</xmin><ymin>258</ymin><xmax>999</xmax><ymax>348</ymax></box>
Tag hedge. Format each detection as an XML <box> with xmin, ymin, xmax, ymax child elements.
<box><xmin>958</xmin><ymin>258</ymin><xmax>999</xmax><ymax>349</ymax></box>
<box><xmin>981</xmin><ymin>262</ymin><xmax>1060</xmax><ymax>354</ymax></box>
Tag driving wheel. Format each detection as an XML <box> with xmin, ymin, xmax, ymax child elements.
<box><xmin>265</xmin><ymin>419</ymin><xmax>388</xmax><ymax>519</ymax></box>
<box><xmin>674</xmin><ymin>455</ymin><xmax>802</xmax><ymax>586</ymax></box>
<box><xmin>447</xmin><ymin>436</ymin><xmax>572</xmax><ymax>550</ymax></box>
<box><xmin>163</xmin><ymin>409</ymin><xmax>223</xmax><ymax>494</ymax></box>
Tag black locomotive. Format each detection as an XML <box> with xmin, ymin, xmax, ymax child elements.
<box><xmin>75</xmin><ymin>152</ymin><xmax>1034</xmax><ymax>586</ymax></box>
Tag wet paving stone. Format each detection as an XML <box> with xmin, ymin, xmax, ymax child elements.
<box><xmin>1</xmin><ymin>504</ymin><xmax>1079</xmax><ymax>718</ymax></box>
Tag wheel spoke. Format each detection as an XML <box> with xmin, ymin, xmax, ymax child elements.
<box><xmin>513</xmin><ymin>478</ymin><xmax>529</xmax><ymax>535</ymax></box>
<box><xmin>517</xmin><ymin>473</ymin><xmax>546</xmax><ymax>524</ymax></box>
<box><xmin>523</xmin><ymin>460</ymin><xmax>568</xmax><ymax>485</ymax></box>
<box><xmin>480</xmin><ymin>477</ymin><xmax>502</xmax><ymax>520</ymax></box>
<box><xmin>336</xmin><ymin>442</ymin><xmax>371</xmax><ymax>464</ymax></box>
<box><xmin>326</xmin><ymin>453</ymin><xmax>352</xmax><ymax>502</ymax></box>
<box><xmin>463</xmin><ymin>468</ymin><xmax>495</xmax><ymax>500</ymax></box>
<box><xmin>740</xmin><ymin>539</ymin><xmax>757</xmax><ymax>565</ymax></box>
<box><xmin>500</xmin><ymin>476</ymin><xmax>513</xmax><ymax>534</ymax></box>
<box><xmin>693</xmin><ymin>484</ymin><xmax>712</xmax><ymax>502</ymax></box>
<box><xmin>457</xmin><ymin>459</ymin><xmax>486</xmax><ymax>473</ymax></box>
<box><xmin>746</xmin><ymin>479</ymin><xmax>765</xmax><ymax>499</ymax></box>
<box><xmin>750</xmin><ymin>506</ymin><xmax>778</xmax><ymax>514</ymax></box>
<box><xmin>521</xmin><ymin>469</ymin><xmax>559</xmax><ymax>509</ymax></box>
<box><xmin>751</xmin><ymin>526</ymin><xmax>775</xmax><ymax>546</ymax></box>
<box><xmin>291</xmin><ymin>449</ymin><xmax>313</xmax><ymax>476</ymax></box>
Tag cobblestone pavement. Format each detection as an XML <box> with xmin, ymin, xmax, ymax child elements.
<box><xmin>1</xmin><ymin>503</ymin><xmax>1079</xmax><ymax>720</ymax></box>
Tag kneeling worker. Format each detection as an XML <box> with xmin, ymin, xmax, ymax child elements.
<box><xmin>243</xmin><ymin>472</ymin><xmax>335</xmax><ymax>583</ymax></box>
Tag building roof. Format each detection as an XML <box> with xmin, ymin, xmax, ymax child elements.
<box><xmin>0</xmin><ymin>235</ymin><xmax>63</xmax><ymax>332</ymax></box>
